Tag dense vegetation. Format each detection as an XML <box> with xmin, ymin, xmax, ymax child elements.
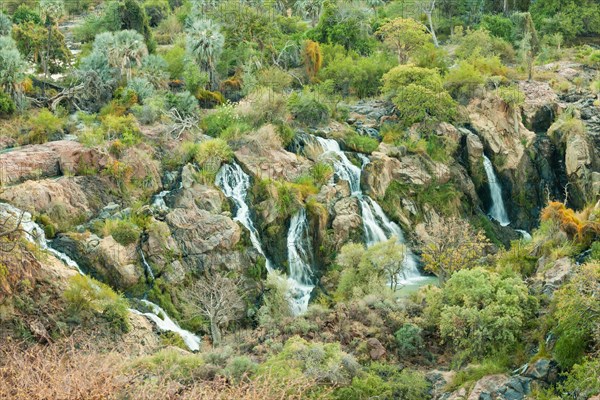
<box><xmin>0</xmin><ymin>0</ymin><xmax>598</xmax><ymax>399</ymax></box>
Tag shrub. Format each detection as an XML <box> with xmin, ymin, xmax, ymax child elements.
<box><xmin>257</xmin><ymin>336</ymin><xmax>360</xmax><ymax>386</ymax></box>
<box><xmin>444</xmin><ymin>61</ymin><xmax>484</xmax><ymax>102</ymax></box>
<box><xmin>201</xmin><ymin>103</ymin><xmax>239</xmax><ymax>137</ymax></box>
<box><xmin>335</xmin><ymin>363</ymin><xmax>430</xmax><ymax>400</ymax></box>
<box><xmin>395</xmin><ymin>323</ymin><xmax>424</xmax><ymax>357</ymax></box>
<box><xmin>166</xmin><ymin>91</ymin><xmax>199</xmax><ymax>117</ymax></box>
<box><xmin>551</xmin><ymin>262</ymin><xmax>599</xmax><ymax>368</ymax></box>
<box><xmin>130</xmin><ymin>348</ymin><xmax>206</xmax><ymax>384</ymax></box>
<box><xmin>63</xmin><ymin>274</ymin><xmax>130</xmax><ymax>333</ymax></box>
<box><xmin>344</xmin><ymin>133</ymin><xmax>379</xmax><ymax>153</ymax></box>
<box><xmin>429</xmin><ymin>268</ymin><xmax>537</xmax><ymax>361</ymax></box>
<box><xmin>194</xmin><ymin>138</ymin><xmax>233</xmax><ymax>170</ymax></box>
<box><xmin>558</xmin><ymin>357</ymin><xmax>600</xmax><ymax>399</ymax></box>
<box><xmin>287</xmin><ymin>90</ymin><xmax>330</xmax><ymax>126</ymax></box>
<box><xmin>310</xmin><ymin>162</ymin><xmax>334</xmax><ymax>187</ymax></box>
<box><xmin>223</xmin><ymin>356</ymin><xmax>258</xmax><ymax>383</ymax></box>
<box><xmin>0</xmin><ymin>91</ymin><xmax>15</xmax><ymax>117</ymax></box>
<box><xmin>22</xmin><ymin>109</ymin><xmax>65</xmax><ymax>144</ymax></box>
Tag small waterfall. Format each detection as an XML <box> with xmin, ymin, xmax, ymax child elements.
<box><xmin>139</xmin><ymin>248</ymin><xmax>155</xmax><ymax>280</ymax></box>
<box><xmin>152</xmin><ymin>190</ymin><xmax>170</xmax><ymax>212</ymax></box>
<box><xmin>129</xmin><ymin>300</ymin><xmax>201</xmax><ymax>352</ymax></box>
<box><xmin>315</xmin><ymin>137</ymin><xmax>423</xmax><ymax>284</ymax></box>
<box><xmin>286</xmin><ymin>209</ymin><xmax>315</xmax><ymax>314</ymax></box>
<box><xmin>215</xmin><ymin>163</ymin><xmax>273</xmax><ymax>272</ymax></box>
<box><xmin>483</xmin><ymin>155</ymin><xmax>510</xmax><ymax>226</ymax></box>
<box><xmin>515</xmin><ymin>229</ymin><xmax>532</xmax><ymax>241</ymax></box>
<box><xmin>216</xmin><ymin>162</ymin><xmax>315</xmax><ymax>314</ymax></box>
<box><xmin>0</xmin><ymin>202</ymin><xmax>201</xmax><ymax>351</ymax></box>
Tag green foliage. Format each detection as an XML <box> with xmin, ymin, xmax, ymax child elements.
<box><xmin>166</xmin><ymin>91</ymin><xmax>199</xmax><ymax>117</ymax></box>
<box><xmin>0</xmin><ymin>12</ymin><xmax>12</xmax><ymax>36</ymax></box>
<box><xmin>310</xmin><ymin>162</ymin><xmax>334</xmax><ymax>187</ymax></box>
<box><xmin>144</xmin><ymin>0</ymin><xmax>170</xmax><ymax>27</ymax></box>
<box><xmin>101</xmin><ymin>218</ymin><xmax>141</xmax><ymax>246</ymax></box>
<box><xmin>395</xmin><ymin>323</ymin><xmax>424</xmax><ymax>357</ymax></box>
<box><xmin>480</xmin><ymin>14</ymin><xmax>515</xmax><ymax>43</ymax></box>
<box><xmin>63</xmin><ymin>274</ymin><xmax>130</xmax><ymax>333</ymax></box>
<box><xmin>287</xmin><ymin>90</ymin><xmax>330</xmax><ymax>126</ymax></box>
<box><xmin>201</xmin><ymin>102</ymin><xmax>238</xmax><ymax>137</ymax></box>
<box><xmin>344</xmin><ymin>133</ymin><xmax>379</xmax><ymax>153</ymax></box>
<box><xmin>21</xmin><ymin>109</ymin><xmax>64</xmax><ymax>144</ymax></box>
<box><xmin>558</xmin><ymin>357</ymin><xmax>600</xmax><ymax>399</ymax></box>
<box><xmin>258</xmin><ymin>271</ymin><xmax>293</xmax><ymax>332</ymax></box>
<box><xmin>0</xmin><ymin>90</ymin><xmax>15</xmax><ymax>117</ymax></box>
<box><xmin>257</xmin><ymin>336</ymin><xmax>360</xmax><ymax>386</ymax></box>
<box><xmin>454</xmin><ymin>28</ymin><xmax>515</xmax><ymax>62</ymax></box>
<box><xmin>12</xmin><ymin>22</ymin><xmax>71</xmax><ymax>74</ymax></box>
<box><xmin>223</xmin><ymin>356</ymin><xmax>258</xmax><ymax>383</ymax></box>
<box><xmin>531</xmin><ymin>0</ymin><xmax>600</xmax><ymax>40</ymax></box>
<box><xmin>0</xmin><ymin>36</ymin><xmax>26</xmax><ymax>94</ymax></box>
<box><xmin>335</xmin><ymin>363</ymin><xmax>430</xmax><ymax>400</ymax></box>
<box><xmin>130</xmin><ymin>348</ymin><xmax>206</xmax><ymax>384</ymax></box>
<box><xmin>11</xmin><ymin>5</ymin><xmax>41</xmax><ymax>25</ymax></box>
<box><xmin>382</xmin><ymin>65</ymin><xmax>456</xmax><ymax>127</ymax></box>
<box><xmin>376</xmin><ymin>18</ymin><xmax>430</xmax><ymax>64</ymax></box>
<box><xmin>551</xmin><ymin>262</ymin><xmax>599</xmax><ymax>368</ymax></box>
<box><xmin>444</xmin><ymin>61</ymin><xmax>484</xmax><ymax>102</ymax></box>
<box><xmin>194</xmin><ymin>138</ymin><xmax>233</xmax><ymax>173</ymax></box>
<box><xmin>447</xmin><ymin>356</ymin><xmax>511</xmax><ymax>391</ymax></box>
<box><xmin>427</xmin><ymin>268</ymin><xmax>537</xmax><ymax>361</ymax></box>
<box><xmin>308</xmin><ymin>1</ymin><xmax>375</xmax><ymax>55</ymax></box>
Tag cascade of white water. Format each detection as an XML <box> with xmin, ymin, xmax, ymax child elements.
<box><xmin>216</xmin><ymin>162</ymin><xmax>314</xmax><ymax>314</ymax></box>
<box><xmin>139</xmin><ymin>248</ymin><xmax>155</xmax><ymax>280</ymax></box>
<box><xmin>482</xmin><ymin>155</ymin><xmax>510</xmax><ymax>226</ymax></box>
<box><xmin>129</xmin><ymin>300</ymin><xmax>201</xmax><ymax>351</ymax></box>
<box><xmin>286</xmin><ymin>209</ymin><xmax>315</xmax><ymax>314</ymax></box>
<box><xmin>315</xmin><ymin>137</ymin><xmax>424</xmax><ymax>283</ymax></box>
<box><xmin>515</xmin><ymin>229</ymin><xmax>532</xmax><ymax>241</ymax></box>
<box><xmin>215</xmin><ymin>163</ymin><xmax>273</xmax><ymax>272</ymax></box>
<box><xmin>0</xmin><ymin>202</ymin><xmax>201</xmax><ymax>351</ymax></box>
<box><xmin>152</xmin><ymin>190</ymin><xmax>170</xmax><ymax>211</ymax></box>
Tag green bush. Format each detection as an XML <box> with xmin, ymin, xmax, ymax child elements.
<box><xmin>395</xmin><ymin>323</ymin><xmax>424</xmax><ymax>357</ymax></box>
<box><xmin>310</xmin><ymin>162</ymin><xmax>334</xmax><ymax>187</ymax></box>
<box><xmin>130</xmin><ymin>348</ymin><xmax>206</xmax><ymax>384</ymax></box>
<box><xmin>428</xmin><ymin>268</ymin><xmax>537</xmax><ymax>361</ymax></box>
<box><xmin>558</xmin><ymin>357</ymin><xmax>600</xmax><ymax>399</ymax></box>
<box><xmin>480</xmin><ymin>14</ymin><xmax>515</xmax><ymax>43</ymax></box>
<box><xmin>22</xmin><ymin>109</ymin><xmax>65</xmax><ymax>144</ymax></box>
<box><xmin>194</xmin><ymin>138</ymin><xmax>233</xmax><ymax>173</ymax></box>
<box><xmin>63</xmin><ymin>274</ymin><xmax>130</xmax><ymax>333</ymax></box>
<box><xmin>0</xmin><ymin>91</ymin><xmax>15</xmax><ymax>117</ymax></box>
<box><xmin>344</xmin><ymin>133</ymin><xmax>379</xmax><ymax>153</ymax></box>
<box><xmin>444</xmin><ymin>61</ymin><xmax>484</xmax><ymax>102</ymax></box>
<box><xmin>287</xmin><ymin>91</ymin><xmax>330</xmax><ymax>126</ymax></box>
<box><xmin>335</xmin><ymin>363</ymin><xmax>430</xmax><ymax>400</ymax></box>
<box><xmin>223</xmin><ymin>356</ymin><xmax>258</xmax><ymax>383</ymax></box>
<box><xmin>201</xmin><ymin>103</ymin><xmax>239</xmax><ymax>137</ymax></box>
<box><xmin>257</xmin><ymin>336</ymin><xmax>360</xmax><ymax>386</ymax></box>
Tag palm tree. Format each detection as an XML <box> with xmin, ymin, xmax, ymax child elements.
<box><xmin>39</xmin><ymin>0</ymin><xmax>65</xmax><ymax>81</ymax></box>
<box><xmin>108</xmin><ymin>30</ymin><xmax>148</xmax><ymax>81</ymax></box>
<box><xmin>185</xmin><ymin>18</ymin><xmax>224</xmax><ymax>90</ymax></box>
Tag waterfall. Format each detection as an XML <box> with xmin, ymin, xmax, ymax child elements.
<box><xmin>515</xmin><ymin>229</ymin><xmax>532</xmax><ymax>241</ymax></box>
<box><xmin>482</xmin><ymin>155</ymin><xmax>510</xmax><ymax>226</ymax></box>
<box><xmin>315</xmin><ymin>137</ymin><xmax>423</xmax><ymax>284</ymax></box>
<box><xmin>0</xmin><ymin>202</ymin><xmax>201</xmax><ymax>351</ymax></box>
<box><xmin>215</xmin><ymin>163</ymin><xmax>273</xmax><ymax>272</ymax></box>
<box><xmin>152</xmin><ymin>190</ymin><xmax>170</xmax><ymax>212</ymax></box>
<box><xmin>216</xmin><ymin>162</ymin><xmax>315</xmax><ymax>314</ymax></box>
<box><xmin>286</xmin><ymin>209</ymin><xmax>315</xmax><ymax>314</ymax></box>
<box><xmin>129</xmin><ymin>300</ymin><xmax>201</xmax><ymax>352</ymax></box>
<box><xmin>139</xmin><ymin>248</ymin><xmax>155</xmax><ymax>280</ymax></box>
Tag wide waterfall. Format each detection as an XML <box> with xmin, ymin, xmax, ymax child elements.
<box><xmin>216</xmin><ymin>162</ymin><xmax>314</xmax><ymax>314</ymax></box>
<box><xmin>286</xmin><ymin>209</ymin><xmax>315</xmax><ymax>314</ymax></box>
<box><xmin>0</xmin><ymin>202</ymin><xmax>201</xmax><ymax>351</ymax></box>
<box><xmin>315</xmin><ymin>137</ymin><xmax>423</xmax><ymax>283</ymax></box>
<box><xmin>482</xmin><ymin>155</ymin><xmax>510</xmax><ymax>226</ymax></box>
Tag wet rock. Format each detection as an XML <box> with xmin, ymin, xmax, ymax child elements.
<box><xmin>466</xmin><ymin>133</ymin><xmax>484</xmax><ymax>173</ymax></box>
<box><xmin>522</xmin><ymin>358</ymin><xmax>556</xmax><ymax>382</ymax></box>
<box><xmin>332</xmin><ymin>197</ymin><xmax>362</xmax><ymax>247</ymax></box>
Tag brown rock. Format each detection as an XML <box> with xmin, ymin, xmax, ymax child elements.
<box><xmin>235</xmin><ymin>146</ymin><xmax>312</xmax><ymax>181</ymax></box>
<box><xmin>366</xmin><ymin>338</ymin><xmax>386</xmax><ymax>360</ymax></box>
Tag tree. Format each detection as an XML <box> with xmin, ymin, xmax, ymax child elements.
<box><xmin>381</xmin><ymin>65</ymin><xmax>457</xmax><ymax>127</ymax></box>
<box><xmin>294</xmin><ymin>0</ymin><xmax>324</xmax><ymax>26</ymax></box>
<box><xmin>376</xmin><ymin>18</ymin><xmax>430</xmax><ymax>64</ymax></box>
<box><xmin>0</xmin><ymin>36</ymin><xmax>26</xmax><ymax>97</ymax></box>
<box><xmin>498</xmin><ymin>85</ymin><xmax>525</xmax><ymax>136</ymax></box>
<box><xmin>88</xmin><ymin>30</ymin><xmax>148</xmax><ymax>81</ymax></box>
<box><xmin>187</xmin><ymin>272</ymin><xmax>244</xmax><ymax>345</ymax></box>
<box><xmin>185</xmin><ymin>18</ymin><xmax>224</xmax><ymax>90</ymax></box>
<box><xmin>420</xmin><ymin>216</ymin><xmax>489</xmax><ymax>284</ymax></box>
<box><xmin>419</xmin><ymin>0</ymin><xmax>439</xmax><ymax>47</ymax></box>
<box><xmin>429</xmin><ymin>268</ymin><xmax>537</xmax><ymax>359</ymax></box>
<box><xmin>39</xmin><ymin>0</ymin><xmax>65</xmax><ymax>81</ymax></box>
<box><xmin>12</xmin><ymin>22</ymin><xmax>70</xmax><ymax>74</ymax></box>
<box><xmin>303</xmin><ymin>40</ymin><xmax>322</xmax><ymax>81</ymax></box>
<box><xmin>514</xmin><ymin>12</ymin><xmax>539</xmax><ymax>81</ymax></box>
<box><xmin>0</xmin><ymin>12</ymin><xmax>11</xmax><ymax>36</ymax></box>
<box><xmin>364</xmin><ymin>238</ymin><xmax>407</xmax><ymax>291</ymax></box>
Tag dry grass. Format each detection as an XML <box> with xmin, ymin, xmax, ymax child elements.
<box><xmin>0</xmin><ymin>340</ymin><xmax>330</xmax><ymax>400</ymax></box>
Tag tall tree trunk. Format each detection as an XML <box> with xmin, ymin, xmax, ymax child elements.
<box><xmin>503</xmin><ymin>0</ymin><xmax>509</xmax><ymax>15</ymax></box>
<box><xmin>427</xmin><ymin>11</ymin><xmax>439</xmax><ymax>47</ymax></box>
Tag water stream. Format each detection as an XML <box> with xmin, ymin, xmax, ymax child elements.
<box><xmin>315</xmin><ymin>137</ymin><xmax>423</xmax><ymax>284</ymax></box>
<box><xmin>216</xmin><ymin>162</ymin><xmax>314</xmax><ymax>314</ymax></box>
<box><xmin>483</xmin><ymin>155</ymin><xmax>510</xmax><ymax>226</ymax></box>
<box><xmin>0</xmin><ymin>202</ymin><xmax>200</xmax><ymax>351</ymax></box>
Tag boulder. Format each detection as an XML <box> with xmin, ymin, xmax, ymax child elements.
<box><xmin>518</xmin><ymin>81</ymin><xmax>559</xmax><ymax>132</ymax></box>
<box><xmin>466</xmin><ymin>133</ymin><xmax>484</xmax><ymax>173</ymax></box>
<box><xmin>0</xmin><ymin>140</ymin><xmax>109</xmax><ymax>185</ymax></box>
<box><xmin>0</xmin><ymin>176</ymin><xmax>115</xmax><ymax>218</ymax></box>
<box><xmin>522</xmin><ymin>358</ymin><xmax>557</xmax><ymax>382</ymax></box>
<box><xmin>446</xmin><ymin>374</ymin><xmax>532</xmax><ymax>400</ymax></box>
<box><xmin>363</xmin><ymin>153</ymin><xmax>433</xmax><ymax>198</ymax></box>
<box><xmin>332</xmin><ymin>197</ymin><xmax>362</xmax><ymax>247</ymax></box>
<box><xmin>366</xmin><ymin>338</ymin><xmax>386</xmax><ymax>360</ymax></box>
<box><xmin>235</xmin><ymin>146</ymin><xmax>312</xmax><ymax>181</ymax></box>
<box><xmin>539</xmin><ymin>257</ymin><xmax>575</xmax><ymax>296</ymax></box>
